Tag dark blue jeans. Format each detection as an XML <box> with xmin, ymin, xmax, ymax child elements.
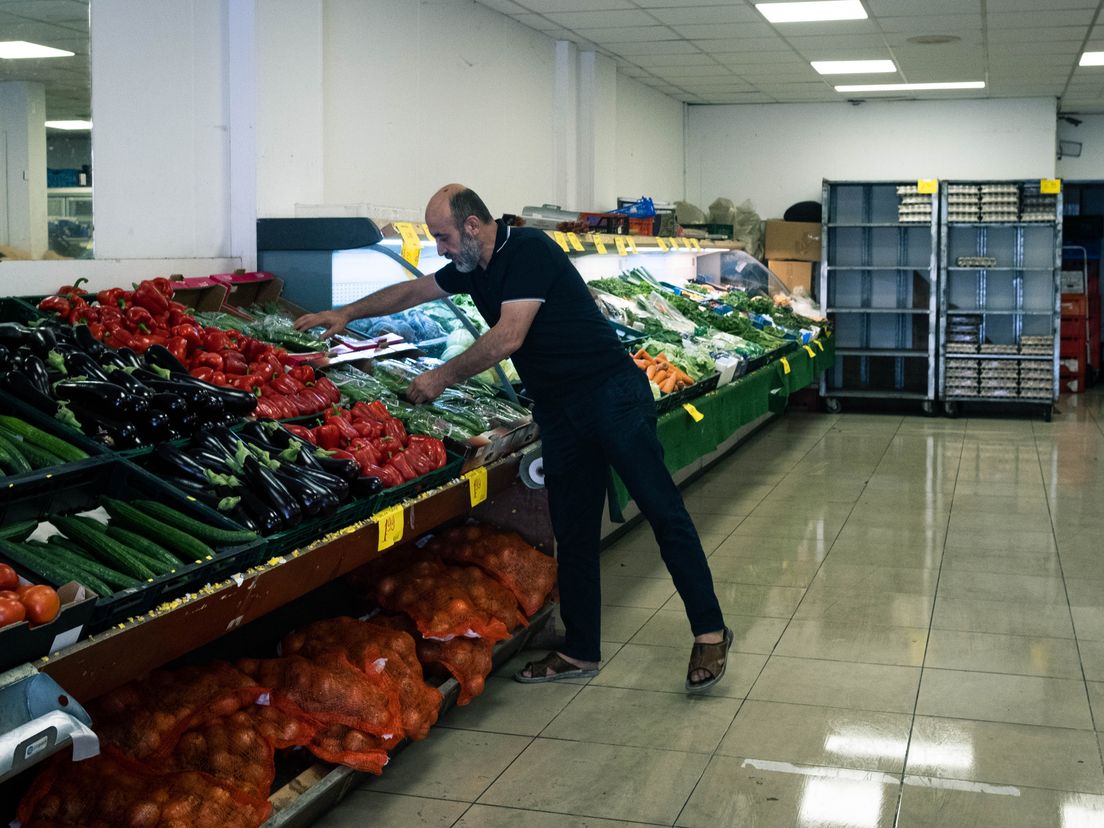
<box><xmin>534</xmin><ymin>366</ymin><xmax>725</xmax><ymax>663</ymax></box>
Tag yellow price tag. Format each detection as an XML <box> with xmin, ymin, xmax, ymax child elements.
<box><xmin>553</xmin><ymin>231</ymin><xmax>570</xmax><ymax>252</ymax></box>
<box><xmin>566</xmin><ymin>232</ymin><xmax>585</xmax><ymax>252</ymax></box>
<box><xmin>1040</xmin><ymin>178</ymin><xmax>1061</xmax><ymax>194</ymax></box>
<box><xmin>781</xmin><ymin>357</ymin><xmax>791</xmax><ymax>374</ymax></box>
<box><xmin>814</xmin><ymin>338</ymin><xmax>824</xmax><ymax>351</ymax></box>
<box><xmin>656</xmin><ymin>237</ymin><xmax>669</xmax><ymax>251</ymax></box>
<box><xmin>421</xmin><ymin>223</ymin><xmax>434</xmax><ymax>242</ymax></box>
<box><xmin>804</xmin><ymin>345</ymin><xmax>816</xmax><ymax>358</ymax></box>
<box><xmin>590</xmin><ymin>234</ymin><xmax>607</xmax><ymax>254</ymax></box>
<box><xmin>394</xmin><ymin>221</ymin><xmax>421</xmax><ymax>270</ymax></box>
<box><xmin>681</xmin><ymin>238</ymin><xmax>694</xmax><ymax>249</ymax></box>
<box><xmin>626</xmin><ymin>237</ymin><xmax>638</xmax><ymax>254</ymax></box>
<box><xmin>376</xmin><ymin>505</ymin><xmax>405</xmax><ymax>551</ymax></box>
<box><xmin>917</xmin><ymin>178</ymin><xmax>938</xmax><ymax>194</ymax></box>
<box><xmin>688</xmin><ymin>238</ymin><xmax>702</xmax><ymax>250</ymax></box>
<box><xmin>463</xmin><ymin>467</ymin><xmax>488</xmax><ymax>507</ymax></box>
<box><xmin>614</xmin><ymin>235</ymin><xmax>628</xmax><ymax>256</ymax></box>
<box><xmin>682</xmin><ymin>403</ymin><xmax>704</xmax><ymax>422</ymax></box>
<box><xmin>668</xmin><ymin>237</ymin><xmax>680</xmax><ymax>250</ymax></box>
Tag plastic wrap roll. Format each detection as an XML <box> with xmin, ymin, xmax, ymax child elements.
<box><xmin>518</xmin><ymin>445</ymin><xmax>544</xmax><ymax>489</ymax></box>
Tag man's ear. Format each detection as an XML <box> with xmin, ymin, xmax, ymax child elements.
<box><xmin>464</xmin><ymin>216</ymin><xmax>481</xmax><ymax>235</ymax></box>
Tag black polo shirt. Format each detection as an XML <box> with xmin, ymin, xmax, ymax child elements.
<box><xmin>434</xmin><ymin>221</ymin><xmax>631</xmax><ymax>403</ymax></box>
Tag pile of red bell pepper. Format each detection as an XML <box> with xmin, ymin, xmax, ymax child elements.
<box><xmin>283</xmin><ymin>401</ymin><xmax>449</xmax><ymax>488</ymax></box>
<box><xmin>38</xmin><ymin>278</ymin><xmax>339</xmax><ymax>418</ymax></box>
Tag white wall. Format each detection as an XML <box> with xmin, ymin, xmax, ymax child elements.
<box><xmin>1057</xmin><ymin>114</ymin><xmax>1104</xmax><ymax>181</ymax></box>
<box><xmin>616</xmin><ymin>73</ymin><xmax>686</xmax><ymax>204</ymax></box>
<box><xmin>688</xmin><ymin>98</ymin><xmax>1058</xmax><ymax>219</ymax></box>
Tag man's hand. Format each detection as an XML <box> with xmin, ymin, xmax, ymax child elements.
<box><xmin>293</xmin><ymin>309</ymin><xmax>349</xmax><ymax>339</ymax></box>
<box><xmin>405</xmin><ymin>369</ymin><xmax>449</xmax><ymax>404</ymax></box>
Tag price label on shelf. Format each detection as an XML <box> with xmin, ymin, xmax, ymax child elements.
<box><xmin>566</xmin><ymin>232</ymin><xmax>585</xmax><ymax>252</ymax></box>
<box><xmin>394</xmin><ymin>222</ymin><xmax>421</xmax><ymax>269</ymax></box>
<box><xmin>688</xmin><ymin>238</ymin><xmax>702</xmax><ymax>250</ymax></box>
<box><xmin>781</xmin><ymin>357</ymin><xmax>791</xmax><ymax>374</ymax></box>
<box><xmin>804</xmin><ymin>344</ymin><xmax>816</xmax><ymax>358</ymax></box>
<box><xmin>553</xmin><ymin>231</ymin><xmax>570</xmax><ymax>252</ymax></box>
<box><xmin>376</xmin><ymin>505</ymin><xmax>405</xmax><ymax>551</ymax></box>
<box><xmin>814</xmin><ymin>339</ymin><xmax>824</xmax><ymax>351</ymax></box>
<box><xmin>590</xmin><ymin>234</ymin><xmax>608</xmax><ymax>254</ymax></box>
<box><xmin>656</xmin><ymin>237</ymin><xmax>669</xmax><ymax>251</ymax></box>
<box><xmin>1040</xmin><ymin>178</ymin><xmax>1061</xmax><ymax>194</ymax></box>
<box><xmin>668</xmin><ymin>237</ymin><xmax>680</xmax><ymax>250</ymax></box>
<box><xmin>626</xmin><ymin>237</ymin><xmax>638</xmax><ymax>254</ymax></box>
<box><xmin>682</xmin><ymin>403</ymin><xmax>704</xmax><ymax>422</ymax></box>
<box><xmin>917</xmin><ymin>178</ymin><xmax>938</xmax><ymax>194</ymax></box>
<box><xmin>614</xmin><ymin>236</ymin><xmax>628</xmax><ymax>255</ymax></box>
<box><xmin>463</xmin><ymin>467</ymin><xmax>488</xmax><ymax>507</ymax></box>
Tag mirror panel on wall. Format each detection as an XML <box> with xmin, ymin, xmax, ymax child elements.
<box><xmin>0</xmin><ymin>0</ymin><xmax>92</xmax><ymax>260</ymax></box>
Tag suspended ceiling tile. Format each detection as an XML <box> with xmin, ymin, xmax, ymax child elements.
<box><xmin>576</xmin><ymin>25</ymin><xmax>682</xmax><ymax>42</ymax></box>
<box><xmin>988</xmin><ymin>0</ymin><xmax>1098</xmax><ymax>8</ymax></box>
<box><xmin>691</xmin><ymin>38</ymin><xmax>797</xmax><ymax>53</ymax></box>
<box><xmin>712</xmin><ymin>50</ymin><xmax>807</xmax><ymax>65</ymax></box>
<box><xmin>515</xmin><ymin>0</ymin><xmax>635</xmax><ymax>10</ymax></box>
<box><xmin>475</xmin><ymin>0</ymin><xmax>529</xmax><ymax>13</ymax></box>
<box><xmin>0</xmin><ymin>0</ymin><xmax>86</xmax><ymax>23</ymax></box>
<box><xmin>644</xmin><ymin>5</ymin><xmax>764</xmax><ymax>26</ymax></box>
<box><xmin>874</xmin><ymin>15</ymin><xmax>983</xmax><ymax>33</ymax></box>
<box><xmin>785</xmin><ymin>34</ymin><xmax>898</xmax><ymax>50</ymax></box>
<box><xmin>987</xmin><ymin>9</ymin><xmax>1099</xmax><ymax>28</ymax></box>
<box><xmin>508</xmin><ymin>13</ymin><xmax>562</xmax><ymax>30</ymax></box>
<box><xmin>631</xmin><ymin>53</ymin><xmax>717</xmax><ymax>67</ymax></box>
<box><xmin>988</xmin><ymin>26</ymin><xmax>1089</xmax><ymax>42</ymax></box>
<box><xmin>668</xmin><ymin>21</ymin><xmax>777</xmax><ymax>39</ymax></box>
<box><xmin>652</xmin><ymin>64</ymin><xmax>738</xmax><ymax>78</ymax></box>
<box><xmin>609</xmin><ymin>39</ymin><xmax>703</xmax><ymax>55</ymax></box>
<box><xmin>867</xmin><ymin>0</ymin><xmax>981</xmax><ymax>14</ymax></box>
<box><xmin>544</xmin><ymin>8</ymin><xmax>658</xmax><ymax>27</ymax></box>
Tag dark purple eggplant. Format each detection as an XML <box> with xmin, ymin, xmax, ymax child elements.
<box><xmin>135</xmin><ymin>409</ymin><xmax>173</xmax><ymax>443</ymax></box>
<box><xmin>54</xmin><ymin>380</ymin><xmax>148</xmax><ymax>418</ymax></box>
<box><xmin>314</xmin><ymin>453</ymin><xmax>361</xmax><ymax>482</ymax></box>
<box><xmin>152</xmin><ymin>444</ymin><xmax>212</xmax><ymax>484</ymax></box>
<box><xmin>243</xmin><ymin>455</ymin><xmax>301</xmax><ymax>527</ymax></box>
<box><xmin>115</xmin><ymin>347</ymin><xmax>143</xmax><ymax>370</ymax></box>
<box><xmin>70</xmin><ymin>407</ymin><xmax>140</xmax><ymax>449</ymax></box>
<box><xmin>144</xmin><ymin>343</ymin><xmax>189</xmax><ymax>375</ymax></box>
<box><xmin>2</xmin><ymin>370</ymin><xmax>58</xmax><ymax>416</ymax></box>
<box><xmin>352</xmin><ymin>475</ymin><xmax>384</xmax><ymax>497</ymax></box>
<box><xmin>0</xmin><ymin>323</ymin><xmax>56</xmax><ymax>356</ymax></box>
<box><xmin>73</xmin><ymin>323</ymin><xmax>105</xmax><ymax>358</ymax></box>
<box><xmin>107</xmin><ymin>367</ymin><xmax>154</xmax><ymax>400</ymax></box>
<box><xmin>161</xmin><ymin>373</ymin><xmax>257</xmax><ymax>415</ymax></box>
<box><xmin>235</xmin><ymin>486</ymin><xmax>284</xmax><ymax>534</ymax></box>
<box><xmin>17</xmin><ymin>354</ymin><xmax>52</xmax><ymax>397</ymax></box>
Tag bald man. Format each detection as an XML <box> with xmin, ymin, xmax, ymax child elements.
<box><xmin>295</xmin><ymin>185</ymin><xmax>732</xmax><ymax>691</ymax></box>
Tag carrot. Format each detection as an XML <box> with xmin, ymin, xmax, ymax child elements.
<box><xmin>655</xmin><ymin>353</ymin><xmax>669</xmax><ymax>363</ymax></box>
<box><xmin>633</xmin><ymin>358</ymin><xmax>649</xmax><ymax>368</ymax></box>
<box><xmin>660</xmin><ymin>375</ymin><xmax>677</xmax><ymax>394</ymax></box>
<box><xmin>633</xmin><ymin>348</ymin><xmax>655</xmax><ymax>363</ymax></box>
<box><xmin>671</xmin><ymin>366</ymin><xmax>694</xmax><ymax>384</ymax></box>
<box><xmin>646</xmin><ymin>363</ymin><xmax>658</xmax><ymax>380</ymax></box>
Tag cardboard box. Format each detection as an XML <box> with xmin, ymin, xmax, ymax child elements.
<box><xmin>0</xmin><ymin>582</ymin><xmax>96</xmax><ymax>672</ymax></box>
<box><xmin>214</xmin><ymin>270</ymin><xmax>310</xmax><ymax>318</ymax></box>
<box><xmin>767</xmin><ymin>260</ymin><xmax>814</xmax><ymax>295</ymax></box>
<box><xmin>765</xmin><ymin>220</ymin><xmax>821</xmax><ymax>262</ymax></box>
<box><xmin>168</xmin><ymin>275</ymin><xmax>229</xmax><ymax>312</ymax></box>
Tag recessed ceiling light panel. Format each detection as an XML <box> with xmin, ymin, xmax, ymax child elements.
<box><xmin>0</xmin><ymin>41</ymin><xmax>74</xmax><ymax>59</ymax></box>
<box><xmin>1080</xmin><ymin>52</ymin><xmax>1104</xmax><ymax>66</ymax></box>
<box><xmin>756</xmin><ymin>1</ymin><xmax>867</xmax><ymax>23</ymax></box>
<box><xmin>835</xmin><ymin>81</ymin><xmax>985</xmax><ymax>92</ymax></box>
<box><xmin>45</xmin><ymin>120</ymin><xmax>92</xmax><ymax>130</ymax></box>
<box><xmin>812</xmin><ymin>59</ymin><xmax>896</xmax><ymax>75</ymax></box>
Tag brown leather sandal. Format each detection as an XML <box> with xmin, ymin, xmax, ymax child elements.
<box><xmin>514</xmin><ymin>651</ymin><xmax>599</xmax><ymax>684</ymax></box>
<box><xmin>686</xmin><ymin>627</ymin><xmax>734</xmax><ymax>692</ymax></box>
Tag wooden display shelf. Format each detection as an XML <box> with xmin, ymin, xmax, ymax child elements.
<box><xmin>38</xmin><ymin>455</ymin><xmax>524</xmax><ymax>702</ymax></box>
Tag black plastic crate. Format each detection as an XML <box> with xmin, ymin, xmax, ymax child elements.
<box><xmin>0</xmin><ymin>394</ymin><xmax>110</xmax><ymax>467</ymax></box>
<box><xmin>747</xmin><ymin>341</ymin><xmax>799</xmax><ymax>373</ymax></box>
<box><xmin>655</xmin><ymin>373</ymin><xmax>720</xmax><ymax>415</ymax></box>
<box><xmin>0</xmin><ymin>459</ymin><xmax>266</xmax><ymax>632</ymax></box>
<box><xmin>0</xmin><ymin>297</ymin><xmax>44</xmax><ymax>323</ymax></box>
<box><xmin>374</xmin><ymin>449</ymin><xmax>464</xmax><ymax>511</ymax></box>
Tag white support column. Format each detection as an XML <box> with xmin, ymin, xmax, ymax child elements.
<box><xmin>577</xmin><ymin>51</ymin><xmax>617</xmax><ymax>211</ymax></box>
<box><xmin>552</xmin><ymin>40</ymin><xmax>578</xmax><ymax>210</ymax></box>
<box><xmin>0</xmin><ymin>81</ymin><xmax>48</xmax><ymax>258</ymax></box>
<box><xmin>228</xmin><ymin>0</ymin><xmax>257</xmax><ymax>270</ymax></box>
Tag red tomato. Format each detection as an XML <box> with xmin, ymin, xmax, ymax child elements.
<box><xmin>20</xmin><ymin>585</ymin><xmax>60</xmax><ymax>625</ymax></box>
<box><xmin>0</xmin><ymin>598</ymin><xmax>26</xmax><ymax>628</ymax></box>
<box><xmin>0</xmin><ymin>590</ymin><xmax>20</xmax><ymax>601</ymax></box>
<box><xmin>0</xmin><ymin>563</ymin><xmax>17</xmax><ymax>592</ymax></box>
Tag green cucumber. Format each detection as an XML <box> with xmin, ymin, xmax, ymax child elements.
<box><xmin>24</xmin><ymin>541</ymin><xmax>116</xmax><ymax>596</ymax></box>
<box><xmin>0</xmin><ymin>431</ymin><xmax>31</xmax><ymax>475</ymax></box>
<box><xmin>100</xmin><ymin>498</ymin><xmax>215</xmax><ymax>562</ymax></box>
<box><xmin>105</xmin><ymin>525</ymin><xmax>187</xmax><ymax>570</ymax></box>
<box><xmin>130</xmin><ymin>499</ymin><xmax>257</xmax><ymax>545</ymax></box>
<box><xmin>46</xmin><ymin>535</ymin><xmax>141</xmax><ymax>590</ymax></box>
<box><xmin>0</xmin><ymin>520</ymin><xmax>38</xmax><ymax>543</ymax></box>
<box><xmin>6</xmin><ymin>437</ymin><xmax>65</xmax><ymax>470</ymax></box>
<box><xmin>0</xmin><ymin>415</ymin><xmax>88</xmax><ymax>462</ymax></box>
<box><xmin>0</xmin><ymin>538</ymin><xmax>112</xmax><ymax>595</ymax></box>
<box><xmin>51</xmin><ymin>515</ymin><xmax>158</xmax><ymax>581</ymax></box>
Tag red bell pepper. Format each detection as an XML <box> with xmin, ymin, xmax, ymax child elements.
<box><xmin>202</xmin><ymin>328</ymin><xmax>228</xmax><ymax>352</ymax></box>
<box><xmin>57</xmin><ymin>277</ymin><xmax>88</xmax><ymax>297</ymax></box>
<box><xmin>209</xmin><ymin>370</ymin><xmax>227</xmax><ymax>386</ymax></box>
<box><xmin>288</xmin><ymin>364</ymin><xmax>315</xmax><ymax>384</ymax></box>
<box><xmin>325</xmin><ymin>412</ymin><xmax>360</xmax><ymax>441</ymax></box>
<box><xmin>167</xmin><ymin>307</ymin><xmax>193</xmax><ymax>327</ymax></box>
<box><xmin>402</xmin><ymin>444</ymin><xmax>435</xmax><ymax>476</ymax></box>
<box><xmin>222</xmin><ymin>350</ymin><xmax>248</xmax><ymax>375</ymax></box>
<box><xmin>165</xmin><ymin>336</ymin><xmax>189</xmax><ymax>363</ymax></box>
<box><xmin>283</xmin><ymin>424</ymin><xmax>317</xmax><ymax>444</ymax></box>
<box><xmin>104</xmin><ymin>328</ymin><xmax>134</xmax><ymax>349</ymax></box>
<box><xmin>313</xmin><ymin>423</ymin><xmax>343</xmax><ymax>451</ymax></box>
<box><xmin>134</xmin><ymin>280</ymin><xmax>170</xmax><ymax>315</ymax></box>
<box><xmin>408</xmin><ymin>434</ymin><xmax>447</xmax><ymax>467</ymax></box>
<box><xmin>190</xmin><ymin>366</ymin><xmax>215</xmax><ymax>382</ymax></box>
<box><xmin>37</xmin><ymin>295</ymin><xmax>71</xmax><ymax>317</ymax></box>
<box><xmin>96</xmin><ymin>287</ymin><xmax>128</xmax><ymax>309</ymax></box>
<box><xmin>383</xmin><ymin>417</ymin><xmax>408</xmax><ymax>446</ymax></box>
<box><xmin>151</xmin><ymin>277</ymin><xmax>174</xmax><ymax>299</ymax></box>
<box><xmin>386</xmin><ymin>452</ymin><xmax>417</xmax><ymax>482</ymax></box>
<box><xmin>125</xmin><ymin>306</ymin><xmax>155</xmax><ymax>332</ymax></box>
<box><xmin>129</xmin><ymin>336</ymin><xmax>154</xmax><ymax>353</ymax></box>
<box><xmin>254</xmin><ymin>397</ymin><xmax>280</xmax><ymax>418</ymax></box>
<box><xmin>313</xmin><ymin>376</ymin><xmax>342</xmax><ymax>403</ymax></box>
<box><xmin>270</xmin><ymin>373</ymin><xmax>303</xmax><ymax>396</ymax></box>
<box><xmin>191</xmin><ymin>350</ymin><xmax>223</xmax><ymax>371</ymax></box>
<box><xmin>171</xmin><ymin>324</ymin><xmax>203</xmax><ymax>348</ymax></box>
<box><xmin>68</xmin><ymin>302</ymin><xmax>99</xmax><ymax>326</ymax></box>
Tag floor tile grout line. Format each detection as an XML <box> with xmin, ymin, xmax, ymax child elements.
<box><xmin>1031</xmin><ymin>405</ymin><xmax>1104</xmax><ymax>781</ymax></box>
<box><xmin>889</xmin><ymin>411</ymin><xmax>966</xmax><ymax>828</ymax></box>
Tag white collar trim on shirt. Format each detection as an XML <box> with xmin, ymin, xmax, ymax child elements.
<box><xmin>494</xmin><ymin>225</ymin><xmax>511</xmax><ymax>255</ymax></box>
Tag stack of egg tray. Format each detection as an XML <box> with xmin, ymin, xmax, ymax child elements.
<box><xmin>896</xmin><ymin>185</ymin><xmax>933</xmax><ymax>224</ymax></box>
<box><xmin>979</xmin><ymin>185</ymin><xmax>1019</xmax><ymax>222</ymax></box>
<box><xmin>1020</xmin><ymin>192</ymin><xmax>1057</xmax><ymax>223</ymax></box>
<box><xmin>947</xmin><ymin>184</ymin><xmax>982</xmax><ymax>223</ymax></box>
<box><xmin>945</xmin><ymin>359</ymin><xmax>980</xmax><ymax>397</ymax></box>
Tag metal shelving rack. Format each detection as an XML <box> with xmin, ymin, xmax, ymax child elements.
<box><xmin>938</xmin><ymin>180</ymin><xmax>1062</xmax><ymax>420</ymax></box>
<box><xmin>819</xmin><ymin>180</ymin><xmax>939</xmax><ymax>413</ymax></box>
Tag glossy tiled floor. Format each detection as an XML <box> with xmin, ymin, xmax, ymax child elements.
<box><xmin>322</xmin><ymin>391</ymin><xmax>1104</xmax><ymax>827</ymax></box>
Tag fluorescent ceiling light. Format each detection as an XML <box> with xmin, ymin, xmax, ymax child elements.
<box><xmin>812</xmin><ymin>59</ymin><xmax>895</xmax><ymax>75</ymax></box>
<box><xmin>836</xmin><ymin>81</ymin><xmax>985</xmax><ymax>92</ymax></box>
<box><xmin>756</xmin><ymin>1</ymin><xmax>867</xmax><ymax>23</ymax></box>
<box><xmin>1080</xmin><ymin>52</ymin><xmax>1104</xmax><ymax>66</ymax></box>
<box><xmin>0</xmin><ymin>41</ymin><xmax>74</xmax><ymax>59</ymax></box>
<box><xmin>45</xmin><ymin>120</ymin><xmax>92</xmax><ymax>130</ymax></box>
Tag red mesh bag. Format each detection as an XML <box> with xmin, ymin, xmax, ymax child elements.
<box><xmin>283</xmin><ymin>616</ymin><xmax>442</xmax><ymax>741</ymax></box>
<box><xmin>237</xmin><ymin>697</ymin><xmax>319</xmax><ymax>749</ymax></box>
<box><xmin>376</xmin><ymin>614</ymin><xmax>494</xmax><ymax>705</ymax></box>
<box><xmin>235</xmin><ymin>653</ymin><xmax>403</xmax><ymax>740</ymax></box>
<box><xmin>154</xmin><ymin>716</ymin><xmax>276</xmax><ymax>800</ymax></box>
<box><xmin>17</xmin><ymin>747</ymin><xmax>271</xmax><ymax>828</ymax></box>
<box><xmin>449</xmin><ymin>563</ymin><xmax>528</xmax><ymax>632</ymax></box>
<box><xmin>371</xmin><ymin>558</ymin><xmax>510</xmax><ymax>642</ymax></box>
<box><xmin>88</xmin><ymin>662</ymin><xmax>266</xmax><ymax>760</ymax></box>
<box><xmin>308</xmin><ymin>724</ymin><xmax>390</xmax><ymax>774</ymax></box>
<box><xmin>427</xmin><ymin>524</ymin><xmax>557</xmax><ymax>617</ymax></box>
